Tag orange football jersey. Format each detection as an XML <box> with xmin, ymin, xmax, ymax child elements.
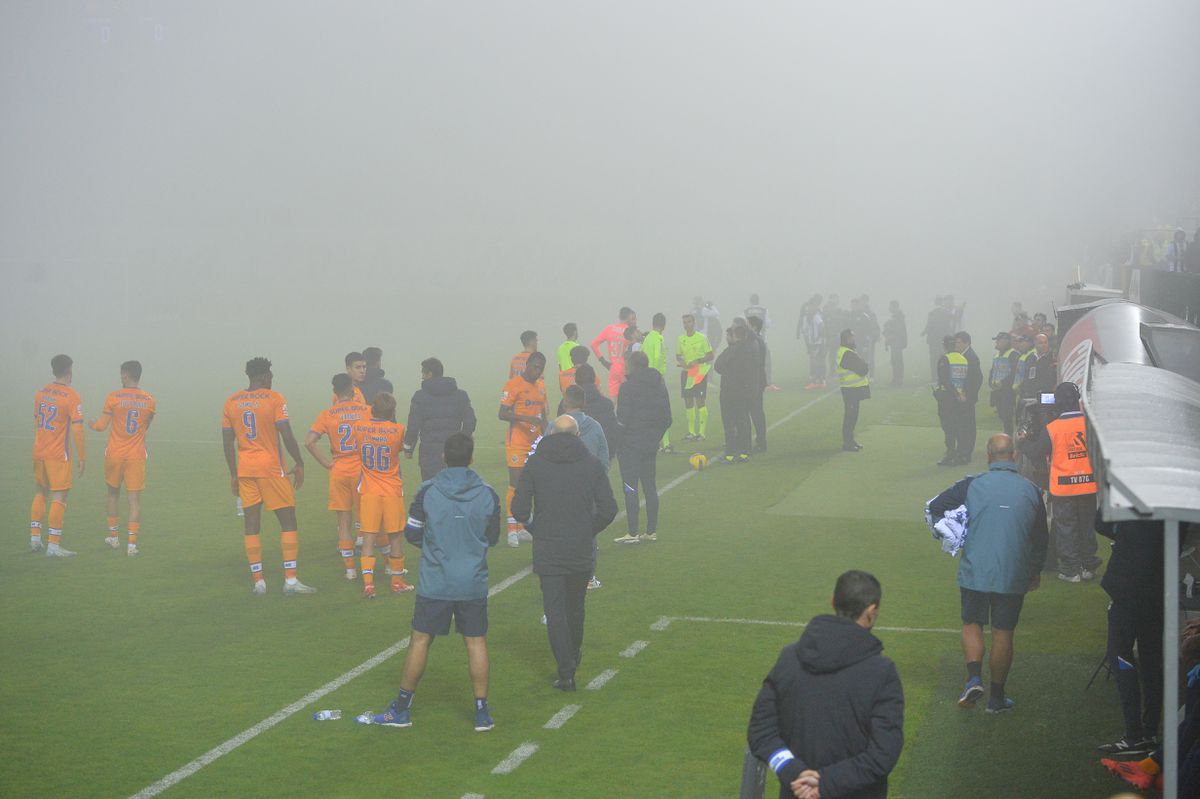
<box><xmin>354</xmin><ymin>418</ymin><xmax>405</xmax><ymax>497</ymax></box>
<box><xmin>310</xmin><ymin>400</ymin><xmax>371</xmax><ymax>477</ymax></box>
<box><xmin>33</xmin><ymin>383</ymin><xmax>84</xmax><ymax>461</ymax></box>
<box><xmin>222</xmin><ymin>389</ymin><xmax>290</xmax><ymax>478</ymax></box>
<box><xmin>331</xmin><ymin>386</ymin><xmax>366</xmax><ymax>405</ymax></box>
<box><xmin>94</xmin><ymin>388</ymin><xmax>157</xmax><ymax>460</ymax></box>
<box><xmin>501</xmin><ymin>375</ymin><xmax>547</xmax><ymax>446</ymax></box>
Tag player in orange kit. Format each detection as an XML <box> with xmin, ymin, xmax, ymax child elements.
<box><xmin>221</xmin><ymin>356</ymin><xmax>316</xmax><ymax>595</ymax></box>
<box><xmin>31</xmin><ymin>354</ymin><xmax>86</xmax><ymax>557</ymax></box>
<box><xmin>498</xmin><ymin>351</ymin><xmax>547</xmax><ymax>547</ymax></box>
<box><xmin>354</xmin><ymin>392</ymin><xmax>413</xmax><ymax>598</ymax></box>
<box><xmin>89</xmin><ymin>360</ymin><xmax>156</xmax><ymax>556</ymax></box>
<box><xmin>509</xmin><ymin>330</ymin><xmax>539</xmax><ymax>379</ymax></box>
<box><xmin>306</xmin><ymin>373</ymin><xmax>370</xmax><ymax>580</ymax></box>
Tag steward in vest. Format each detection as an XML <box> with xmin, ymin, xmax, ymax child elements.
<box><xmin>1018</xmin><ymin>381</ymin><xmax>1102</xmax><ymax>582</ymax></box>
<box><xmin>988</xmin><ymin>332</ymin><xmax>1018</xmax><ymax>436</ymax></box>
<box><xmin>934</xmin><ymin>336</ymin><xmax>967</xmax><ymax>466</ymax></box>
<box><xmin>836</xmin><ymin>329</ymin><xmax>870</xmax><ymax>452</ymax></box>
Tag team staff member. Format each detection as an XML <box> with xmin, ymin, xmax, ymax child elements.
<box><xmin>677</xmin><ymin>313</ymin><xmax>714</xmax><ymax>441</ymax></box>
<box><xmin>929</xmin><ymin>434</ymin><xmax>1047</xmax><ymax>714</ymax></box>
<box><xmin>403</xmin><ymin>357</ymin><xmax>477</xmax><ymax>482</ymax></box>
<box><xmin>89</xmin><ymin>360</ymin><xmax>156</xmax><ymax>556</ymax></box>
<box><xmin>835</xmin><ymin>329</ymin><xmax>870</xmax><ymax>452</ymax></box>
<box><xmin>368</xmin><ymin>433</ymin><xmax>502</xmax><ymax>731</ymax></box>
<box><xmin>31</xmin><ymin>354</ymin><xmax>86</xmax><ymax>557</ymax></box>
<box><xmin>306</xmin><ymin>373</ymin><xmax>371</xmax><ymax>579</ymax></box>
<box><xmin>988</xmin><ymin>332</ymin><xmax>1018</xmax><ymax>437</ymax></box>
<box><xmin>715</xmin><ymin>325</ymin><xmax>757</xmax><ymax>464</ymax></box>
<box><xmin>499</xmin><ymin>351</ymin><xmax>548</xmax><ymax>546</ymax></box>
<box><xmin>361</xmin><ymin>346</ymin><xmax>394</xmax><ymax>403</ymax></box>
<box><xmin>222</xmin><ymin>357</ymin><xmax>316</xmax><ymax>595</ymax></box>
<box><xmin>354</xmin><ymin>392</ymin><xmax>413</xmax><ymax>598</ymax></box>
<box><xmin>1019</xmin><ymin>382</ymin><xmax>1103</xmax><ymax>583</ymax></box>
<box><xmin>336</xmin><ymin>351</ymin><xmax>368</xmax><ymax>404</ymax></box>
<box><xmin>613</xmin><ymin>351</ymin><xmax>671</xmax><ymax>543</ymax></box>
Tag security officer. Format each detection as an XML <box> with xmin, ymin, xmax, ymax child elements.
<box><xmin>1019</xmin><ymin>381</ymin><xmax>1103</xmax><ymax>582</ymax></box>
<box><xmin>988</xmin><ymin>332</ymin><xmax>1018</xmax><ymax>436</ymax></box>
<box><xmin>835</xmin><ymin>328</ymin><xmax>870</xmax><ymax>452</ymax></box>
<box><xmin>935</xmin><ymin>336</ymin><xmax>968</xmax><ymax>465</ymax></box>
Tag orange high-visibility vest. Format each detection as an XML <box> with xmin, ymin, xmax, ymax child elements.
<box><xmin>1046</xmin><ymin>412</ymin><xmax>1096</xmax><ymax>496</ymax></box>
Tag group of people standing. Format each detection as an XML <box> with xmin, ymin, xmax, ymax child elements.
<box><xmin>797</xmin><ymin>294</ymin><xmax>909</xmax><ymax>391</ymax></box>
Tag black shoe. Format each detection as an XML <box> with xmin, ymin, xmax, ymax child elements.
<box><xmin>553</xmin><ymin>678</ymin><xmax>576</xmax><ymax>692</ymax></box>
<box><xmin>1097</xmin><ymin>736</ymin><xmax>1156</xmax><ymax>757</ymax></box>
<box><xmin>852</xmin><ymin>442</ymin><xmax>863</xmax><ymax>451</ymax></box>
<box><xmin>842</xmin><ymin>444</ymin><xmax>860</xmax><ymax>452</ymax></box>
<box><xmin>753</xmin><ymin>442</ymin><xmax>767</xmax><ymax>453</ymax></box>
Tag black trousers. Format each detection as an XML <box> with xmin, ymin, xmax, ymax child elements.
<box><xmin>937</xmin><ymin>400</ymin><xmax>954</xmax><ymax>454</ymax></box>
<box><xmin>1107</xmin><ymin>597</ymin><xmax>1163</xmax><ymax>741</ymax></box>
<box><xmin>990</xmin><ymin>388</ymin><xmax>1015</xmax><ymax>437</ymax></box>
<box><xmin>841</xmin><ymin>390</ymin><xmax>861</xmax><ymax>446</ymax></box>
<box><xmin>617</xmin><ymin>447</ymin><xmax>659</xmax><ymax>535</ymax></box>
<box><xmin>749</xmin><ymin>389</ymin><xmax>766</xmax><ymax>448</ymax></box>
<box><xmin>720</xmin><ymin>392</ymin><xmax>752</xmax><ymax>456</ymax></box>
<box><xmin>539</xmin><ymin>573</ymin><xmax>590</xmax><ymax>681</ymax></box>
<box><xmin>1049</xmin><ymin>493</ymin><xmax>1101</xmax><ymax>576</ymax></box>
<box><xmin>954</xmin><ymin>402</ymin><xmax>977</xmax><ymax>462</ymax></box>
<box><xmin>890</xmin><ymin>346</ymin><xmax>904</xmax><ymax>386</ymax></box>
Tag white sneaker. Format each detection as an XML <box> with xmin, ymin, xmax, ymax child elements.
<box><xmin>105</xmin><ymin>536</ymin><xmax>120</xmax><ymax>549</ymax></box>
<box><xmin>345</xmin><ymin>569</ymin><xmax>358</xmax><ymax>580</ymax></box>
<box><xmin>613</xmin><ymin>534</ymin><xmax>641</xmax><ymax>545</ymax></box>
<box><xmin>127</xmin><ymin>544</ymin><xmax>139</xmax><ymax>556</ymax></box>
<box><xmin>252</xmin><ymin>580</ymin><xmax>268</xmax><ymax>595</ymax></box>
<box><xmin>507</xmin><ymin>532</ymin><xmax>520</xmax><ymax>548</ymax></box>
<box><xmin>384</xmin><ymin>565</ymin><xmax>409</xmax><ymax>576</ymax></box>
<box><xmin>46</xmin><ymin>545</ymin><xmax>77</xmax><ymax>557</ymax></box>
<box><xmin>30</xmin><ymin>538</ymin><xmax>43</xmax><ymax>553</ymax></box>
<box><xmin>540</xmin><ymin>614</ymin><xmax>547</xmax><ymax>625</ymax></box>
<box><xmin>1080</xmin><ymin>569</ymin><xmax>1096</xmax><ymax>581</ymax></box>
<box><xmin>587</xmin><ymin>577</ymin><xmax>602</xmax><ymax>590</ymax></box>
<box><xmin>283</xmin><ymin>580</ymin><xmax>317</xmax><ymax>595</ymax></box>
<box><xmin>518</xmin><ymin>530</ymin><xmax>533</xmax><ymax>542</ymax></box>
<box><xmin>639</xmin><ymin>532</ymin><xmax>657</xmax><ymax>543</ymax></box>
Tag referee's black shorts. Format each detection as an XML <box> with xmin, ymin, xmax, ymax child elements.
<box><xmin>680</xmin><ymin>371</ymin><xmax>708</xmax><ymax>401</ymax></box>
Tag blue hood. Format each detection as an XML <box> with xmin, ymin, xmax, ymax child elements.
<box><xmin>431</xmin><ymin>466</ymin><xmax>488</xmax><ymax>502</ymax></box>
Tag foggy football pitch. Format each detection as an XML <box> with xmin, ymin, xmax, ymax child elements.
<box><xmin>0</xmin><ymin>373</ymin><xmax>1122</xmax><ymax>798</ymax></box>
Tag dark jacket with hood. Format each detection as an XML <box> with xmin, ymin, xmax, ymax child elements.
<box><xmin>510</xmin><ymin>432</ymin><xmax>618</xmax><ymax>576</ymax></box>
<box><xmin>404</xmin><ymin>376</ymin><xmax>477</xmax><ymax>474</ymax></box>
<box><xmin>403</xmin><ymin>467</ymin><xmax>501</xmax><ymax>600</ymax></box>
<box><xmin>579</xmin><ymin>382</ymin><xmax>618</xmax><ymax>459</ymax></box>
<box><xmin>714</xmin><ymin>339</ymin><xmax>759</xmax><ymax>399</ymax></box>
<box><xmin>615</xmin><ymin>366</ymin><xmax>672</xmax><ymax>453</ymax></box>
<box><xmin>362</xmin><ymin>367</ymin><xmax>394</xmax><ymax>404</ymax></box>
<box><xmin>748</xmin><ymin>615</ymin><xmax>904</xmax><ymax>799</ymax></box>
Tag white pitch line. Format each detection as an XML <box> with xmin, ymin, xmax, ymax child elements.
<box><xmin>620</xmin><ymin>640</ymin><xmax>650</xmax><ymax>658</ymax></box>
<box><xmin>491</xmin><ymin>742</ymin><xmax>540</xmax><ymax>775</ymax></box>
<box><xmin>130</xmin><ymin>392</ymin><xmax>833</xmax><ymax>798</ymax></box>
<box><xmin>128</xmin><ymin>636</ymin><xmax>412</xmax><ymax>799</ymax></box>
<box><xmin>543</xmin><ymin>704</ymin><xmax>582</xmax><ymax>730</ymax></box>
<box><xmin>461</xmin><ymin>793</ymin><xmax>486</xmax><ymax>798</ymax></box>
<box><xmin>651</xmin><ymin>616</ymin><xmax>959</xmax><ymax>635</ymax></box>
<box><xmin>585</xmin><ymin>669</ymin><xmax>619</xmax><ymax>690</ymax></box>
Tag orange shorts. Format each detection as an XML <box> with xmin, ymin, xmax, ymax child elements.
<box><xmin>359</xmin><ymin>493</ymin><xmax>404</xmax><ymax>535</ymax></box>
<box><xmin>506</xmin><ymin>442</ymin><xmax>534</xmax><ymax>468</ymax></box>
<box><xmin>33</xmin><ymin>458</ymin><xmax>72</xmax><ymax>491</ymax></box>
<box><xmin>327</xmin><ymin>470</ymin><xmax>359</xmax><ymax>512</ymax></box>
<box><xmin>238</xmin><ymin>476</ymin><xmax>295</xmax><ymax>511</ymax></box>
<box><xmin>105</xmin><ymin>457</ymin><xmax>146</xmax><ymax>491</ymax></box>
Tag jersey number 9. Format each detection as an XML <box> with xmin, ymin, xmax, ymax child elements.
<box><xmin>242</xmin><ymin>410</ymin><xmax>258</xmax><ymax>441</ymax></box>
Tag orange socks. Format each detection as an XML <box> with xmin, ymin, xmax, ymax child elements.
<box><xmin>338</xmin><ymin>535</ymin><xmax>355</xmax><ymax>570</ymax></box>
<box><xmin>128</xmin><ymin>521</ymin><xmax>140</xmax><ymax>546</ymax></box>
<box><xmin>30</xmin><ymin>494</ymin><xmax>46</xmax><ymax>541</ymax></box>
<box><xmin>361</xmin><ymin>555</ymin><xmax>376</xmax><ymax>587</ymax></box>
<box><xmin>47</xmin><ymin>500</ymin><xmax>66</xmax><ymax>546</ymax></box>
<box><xmin>281</xmin><ymin>530</ymin><xmax>298</xmax><ymax>580</ymax></box>
<box><xmin>244</xmin><ymin>534</ymin><xmax>263</xmax><ymax>583</ymax></box>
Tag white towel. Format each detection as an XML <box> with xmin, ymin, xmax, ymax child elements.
<box><xmin>924</xmin><ymin>501</ymin><xmax>969</xmax><ymax>557</ymax></box>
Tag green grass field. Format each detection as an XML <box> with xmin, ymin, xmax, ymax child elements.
<box><xmin>0</xmin><ymin>361</ymin><xmax>1127</xmax><ymax>798</ymax></box>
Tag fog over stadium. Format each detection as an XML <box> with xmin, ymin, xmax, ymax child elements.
<box><xmin>2</xmin><ymin>0</ymin><xmax>1198</xmax><ymax>435</ymax></box>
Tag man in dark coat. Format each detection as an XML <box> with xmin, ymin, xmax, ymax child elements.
<box><xmin>714</xmin><ymin>325</ymin><xmax>758</xmax><ymax>464</ymax></box>
<box><xmin>748</xmin><ymin>570</ymin><xmax>904</xmax><ymax>799</ymax></box>
<box><xmin>612</xmin><ymin>351</ymin><xmax>671</xmax><ymax>544</ymax></box>
<box><xmin>403</xmin><ymin>358</ymin><xmax>478</xmax><ymax>481</ymax></box>
<box><xmin>511</xmin><ymin>416</ymin><xmax>618</xmax><ymax>691</ymax></box>
<box><xmin>953</xmin><ymin>331</ymin><xmax>984</xmax><ymax>465</ymax></box>
<box><xmin>361</xmin><ymin>346</ymin><xmax>394</xmax><ymax>403</ymax></box>
<box><xmin>574</xmin><ymin>363</ymin><xmax>617</xmax><ymax>461</ymax></box>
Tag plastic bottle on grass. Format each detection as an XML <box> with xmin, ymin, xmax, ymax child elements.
<box><xmin>313</xmin><ymin>710</ymin><xmax>342</xmax><ymax>721</ymax></box>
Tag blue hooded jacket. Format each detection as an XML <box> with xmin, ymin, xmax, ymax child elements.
<box><xmin>404</xmin><ymin>467</ymin><xmax>501</xmax><ymax>601</ymax></box>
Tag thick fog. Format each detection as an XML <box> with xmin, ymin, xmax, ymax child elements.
<box><xmin>3</xmin><ymin>1</ymin><xmax>1198</xmax><ymax>434</ymax></box>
